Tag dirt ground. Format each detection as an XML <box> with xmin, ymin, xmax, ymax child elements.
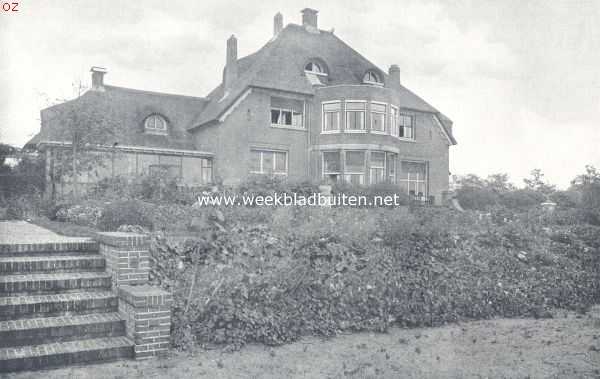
<box><xmin>4</xmin><ymin>312</ymin><xmax>600</xmax><ymax>379</ymax></box>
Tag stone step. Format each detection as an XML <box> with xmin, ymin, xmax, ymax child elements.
<box><xmin>0</xmin><ymin>313</ymin><xmax>125</xmax><ymax>347</ymax></box>
<box><xmin>0</xmin><ymin>255</ymin><xmax>106</xmax><ymax>274</ymax></box>
<box><xmin>0</xmin><ymin>240</ymin><xmax>98</xmax><ymax>257</ymax></box>
<box><xmin>0</xmin><ymin>291</ymin><xmax>118</xmax><ymax>321</ymax></box>
<box><xmin>0</xmin><ymin>336</ymin><xmax>133</xmax><ymax>372</ymax></box>
<box><xmin>0</xmin><ymin>272</ymin><xmax>112</xmax><ymax>296</ymax></box>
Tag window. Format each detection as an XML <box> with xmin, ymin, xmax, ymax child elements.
<box><xmin>345</xmin><ymin>101</ymin><xmax>366</xmax><ymax>132</ymax></box>
<box><xmin>399</xmin><ymin>161</ymin><xmax>427</xmax><ymax>199</ymax></box>
<box><xmin>322</xmin><ymin>151</ymin><xmax>341</xmax><ymax>182</ymax></box>
<box><xmin>399</xmin><ymin>114</ymin><xmax>414</xmax><ymax>139</ymax></box>
<box><xmin>322</xmin><ymin>101</ymin><xmax>341</xmax><ymax>132</ymax></box>
<box><xmin>370</xmin><ymin>103</ymin><xmax>386</xmax><ymax>133</ymax></box>
<box><xmin>390</xmin><ymin>106</ymin><xmax>399</xmax><ymax>137</ymax></box>
<box><xmin>144</xmin><ymin>115</ymin><xmax>167</xmax><ymax>133</ymax></box>
<box><xmin>344</xmin><ymin>151</ymin><xmax>365</xmax><ymax>185</ymax></box>
<box><xmin>363</xmin><ymin>70</ymin><xmax>382</xmax><ymax>85</ymax></box>
<box><xmin>305</xmin><ymin>61</ymin><xmax>325</xmax><ymax>74</ymax></box>
<box><xmin>386</xmin><ymin>153</ymin><xmax>396</xmax><ymax>184</ymax></box>
<box><xmin>250</xmin><ymin>150</ymin><xmax>287</xmax><ymax>175</ymax></box>
<box><xmin>271</xmin><ymin>97</ymin><xmax>304</xmax><ymax>128</ymax></box>
<box><xmin>370</xmin><ymin>152</ymin><xmax>386</xmax><ymax>184</ymax></box>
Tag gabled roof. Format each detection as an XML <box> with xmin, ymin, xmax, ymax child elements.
<box><xmin>26</xmin><ymin>85</ymin><xmax>209</xmax><ymax>151</ymax></box>
<box><xmin>190</xmin><ymin>23</ymin><xmax>456</xmax><ymax>144</ymax></box>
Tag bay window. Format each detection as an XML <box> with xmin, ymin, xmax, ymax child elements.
<box><xmin>345</xmin><ymin>101</ymin><xmax>366</xmax><ymax>132</ymax></box>
<box><xmin>250</xmin><ymin>149</ymin><xmax>288</xmax><ymax>175</ymax></box>
<box><xmin>370</xmin><ymin>152</ymin><xmax>386</xmax><ymax>184</ymax></box>
<box><xmin>386</xmin><ymin>153</ymin><xmax>396</xmax><ymax>184</ymax></box>
<box><xmin>322</xmin><ymin>101</ymin><xmax>341</xmax><ymax>132</ymax></box>
<box><xmin>344</xmin><ymin>151</ymin><xmax>365</xmax><ymax>185</ymax></box>
<box><xmin>322</xmin><ymin>151</ymin><xmax>341</xmax><ymax>182</ymax></box>
<box><xmin>390</xmin><ymin>106</ymin><xmax>399</xmax><ymax>137</ymax></box>
<box><xmin>370</xmin><ymin>103</ymin><xmax>386</xmax><ymax>133</ymax></box>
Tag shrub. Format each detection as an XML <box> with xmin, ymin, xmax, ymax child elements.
<box><xmin>455</xmin><ymin>186</ymin><xmax>499</xmax><ymax>210</ymax></box>
<box><xmin>331</xmin><ymin>182</ymin><xmax>410</xmax><ymax>207</ymax></box>
<box><xmin>499</xmin><ymin>189</ymin><xmax>545</xmax><ymax>210</ymax></box>
<box><xmin>97</xmin><ymin>200</ymin><xmax>153</xmax><ymax>231</ymax></box>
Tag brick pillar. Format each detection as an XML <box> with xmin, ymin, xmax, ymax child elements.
<box><xmin>96</xmin><ymin>232</ymin><xmax>150</xmax><ymax>288</ymax></box>
<box><xmin>118</xmin><ymin>285</ymin><xmax>172</xmax><ymax>359</ymax></box>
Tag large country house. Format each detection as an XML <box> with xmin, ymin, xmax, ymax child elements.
<box><xmin>27</xmin><ymin>8</ymin><xmax>457</xmax><ymax>204</ymax></box>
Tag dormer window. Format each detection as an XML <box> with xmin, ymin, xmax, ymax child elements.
<box><xmin>304</xmin><ymin>59</ymin><xmax>328</xmax><ymax>86</ymax></box>
<box><xmin>144</xmin><ymin>114</ymin><xmax>168</xmax><ymax>134</ymax></box>
<box><xmin>363</xmin><ymin>70</ymin><xmax>382</xmax><ymax>85</ymax></box>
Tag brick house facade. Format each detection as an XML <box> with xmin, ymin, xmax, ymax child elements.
<box><xmin>27</xmin><ymin>8</ymin><xmax>456</xmax><ymax>204</ymax></box>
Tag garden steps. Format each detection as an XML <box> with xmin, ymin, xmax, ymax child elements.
<box><xmin>0</xmin><ymin>254</ymin><xmax>106</xmax><ymax>274</ymax></box>
<box><xmin>0</xmin><ymin>271</ymin><xmax>112</xmax><ymax>296</ymax></box>
<box><xmin>0</xmin><ymin>336</ymin><xmax>133</xmax><ymax>372</ymax></box>
<box><xmin>0</xmin><ymin>313</ymin><xmax>125</xmax><ymax>347</ymax></box>
<box><xmin>0</xmin><ymin>227</ymin><xmax>134</xmax><ymax>372</ymax></box>
<box><xmin>0</xmin><ymin>291</ymin><xmax>118</xmax><ymax>321</ymax></box>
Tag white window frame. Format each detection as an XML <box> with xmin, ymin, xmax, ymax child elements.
<box><xmin>322</xmin><ymin>101</ymin><xmax>341</xmax><ymax>134</ymax></box>
<box><xmin>249</xmin><ymin>149</ymin><xmax>288</xmax><ymax>176</ymax></box>
<box><xmin>321</xmin><ymin>151</ymin><xmax>341</xmax><ymax>182</ymax></box>
<box><xmin>387</xmin><ymin>153</ymin><xmax>397</xmax><ymax>184</ymax></box>
<box><xmin>390</xmin><ymin>106</ymin><xmax>399</xmax><ymax>138</ymax></box>
<box><xmin>363</xmin><ymin>71</ymin><xmax>384</xmax><ymax>86</ymax></box>
<box><xmin>144</xmin><ymin>115</ymin><xmax>168</xmax><ymax>133</ymax></box>
<box><xmin>369</xmin><ymin>151</ymin><xmax>386</xmax><ymax>185</ymax></box>
<box><xmin>304</xmin><ymin>61</ymin><xmax>328</xmax><ymax>77</ymax></box>
<box><xmin>370</xmin><ymin>101</ymin><xmax>387</xmax><ymax>134</ymax></box>
<box><xmin>343</xmin><ymin>150</ymin><xmax>366</xmax><ymax>185</ymax></box>
<box><xmin>399</xmin><ymin>113</ymin><xmax>415</xmax><ymax>140</ymax></box>
<box><xmin>344</xmin><ymin>100</ymin><xmax>367</xmax><ymax>133</ymax></box>
<box><xmin>399</xmin><ymin>160</ymin><xmax>428</xmax><ymax>198</ymax></box>
<box><xmin>270</xmin><ymin>104</ymin><xmax>304</xmax><ymax>129</ymax></box>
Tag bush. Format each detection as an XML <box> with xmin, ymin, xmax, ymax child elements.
<box><xmin>499</xmin><ymin>189</ymin><xmax>545</xmax><ymax>210</ymax></box>
<box><xmin>331</xmin><ymin>182</ymin><xmax>410</xmax><ymax>207</ymax></box>
<box><xmin>455</xmin><ymin>186</ymin><xmax>499</xmax><ymax>210</ymax></box>
<box><xmin>97</xmin><ymin>200</ymin><xmax>153</xmax><ymax>231</ymax></box>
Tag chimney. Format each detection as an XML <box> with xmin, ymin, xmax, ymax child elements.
<box><xmin>301</xmin><ymin>8</ymin><xmax>318</xmax><ymax>29</ymax></box>
<box><xmin>90</xmin><ymin>66</ymin><xmax>107</xmax><ymax>91</ymax></box>
<box><xmin>224</xmin><ymin>35</ymin><xmax>238</xmax><ymax>91</ymax></box>
<box><xmin>274</xmin><ymin>12</ymin><xmax>283</xmax><ymax>36</ymax></box>
<box><xmin>387</xmin><ymin>64</ymin><xmax>401</xmax><ymax>89</ymax></box>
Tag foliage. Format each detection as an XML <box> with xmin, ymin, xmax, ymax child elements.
<box><xmin>97</xmin><ymin>199</ymin><xmax>153</xmax><ymax>231</ymax></box>
<box><xmin>523</xmin><ymin>169</ymin><xmax>556</xmax><ymax>195</ymax></box>
<box><xmin>498</xmin><ymin>189</ymin><xmax>546</xmax><ymax>211</ymax></box>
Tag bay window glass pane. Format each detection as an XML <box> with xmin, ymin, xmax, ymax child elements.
<box><xmin>371</xmin><ymin>113</ymin><xmax>385</xmax><ymax>131</ymax></box>
<box><xmin>324</xmin><ymin>112</ymin><xmax>339</xmax><ymax>131</ymax></box>
<box><xmin>323</xmin><ymin>151</ymin><xmax>340</xmax><ymax>173</ymax></box>
<box><xmin>371</xmin><ymin>103</ymin><xmax>386</xmax><ymax>113</ymax></box>
<box><xmin>323</xmin><ymin>102</ymin><xmax>341</xmax><ymax>111</ymax></box>
<box><xmin>345</xmin><ymin>101</ymin><xmax>366</xmax><ymax>111</ymax></box>
<box><xmin>371</xmin><ymin>152</ymin><xmax>385</xmax><ymax>167</ymax></box>
<box><xmin>346</xmin><ymin>111</ymin><xmax>365</xmax><ymax>130</ymax></box>
<box><xmin>345</xmin><ymin>151</ymin><xmax>365</xmax><ymax>172</ymax></box>
<box><xmin>274</xmin><ymin>152</ymin><xmax>287</xmax><ymax>172</ymax></box>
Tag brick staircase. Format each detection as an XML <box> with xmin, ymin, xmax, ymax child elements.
<box><xmin>0</xmin><ymin>240</ymin><xmax>134</xmax><ymax>372</ymax></box>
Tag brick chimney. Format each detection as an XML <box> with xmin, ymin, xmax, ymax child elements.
<box><xmin>301</xmin><ymin>8</ymin><xmax>318</xmax><ymax>30</ymax></box>
<box><xmin>274</xmin><ymin>12</ymin><xmax>283</xmax><ymax>36</ymax></box>
<box><xmin>387</xmin><ymin>64</ymin><xmax>401</xmax><ymax>89</ymax></box>
<box><xmin>90</xmin><ymin>66</ymin><xmax>107</xmax><ymax>91</ymax></box>
<box><xmin>223</xmin><ymin>35</ymin><xmax>238</xmax><ymax>91</ymax></box>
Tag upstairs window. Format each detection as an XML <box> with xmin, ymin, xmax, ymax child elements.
<box><xmin>322</xmin><ymin>101</ymin><xmax>341</xmax><ymax>132</ymax></box>
<box><xmin>305</xmin><ymin>61</ymin><xmax>326</xmax><ymax>75</ymax></box>
<box><xmin>363</xmin><ymin>70</ymin><xmax>382</xmax><ymax>85</ymax></box>
<box><xmin>271</xmin><ymin>97</ymin><xmax>304</xmax><ymax>128</ymax></box>
<box><xmin>370</xmin><ymin>103</ymin><xmax>386</xmax><ymax>133</ymax></box>
<box><xmin>305</xmin><ymin>60</ymin><xmax>328</xmax><ymax>86</ymax></box>
<box><xmin>390</xmin><ymin>106</ymin><xmax>399</xmax><ymax>137</ymax></box>
<box><xmin>399</xmin><ymin>114</ymin><xmax>414</xmax><ymax>139</ymax></box>
<box><xmin>250</xmin><ymin>149</ymin><xmax>287</xmax><ymax>175</ymax></box>
<box><xmin>345</xmin><ymin>101</ymin><xmax>366</xmax><ymax>132</ymax></box>
<box><xmin>144</xmin><ymin>114</ymin><xmax>167</xmax><ymax>133</ymax></box>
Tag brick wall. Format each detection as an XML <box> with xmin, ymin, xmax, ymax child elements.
<box><xmin>96</xmin><ymin>232</ymin><xmax>150</xmax><ymax>288</ymax></box>
<box><xmin>118</xmin><ymin>285</ymin><xmax>172</xmax><ymax>359</ymax></box>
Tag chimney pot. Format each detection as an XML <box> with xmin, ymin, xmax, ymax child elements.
<box><xmin>90</xmin><ymin>66</ymin><xmax>107</xmax><ymax>91</ymax></box>
<box><xmin>387</xmin><ymin>64</ymin><xmax>401</xmax><ymax>89</ymax></box>
<box><xmin>301</xmin><ymin>8</ymin><xmax>318</xmax><ymax>29</ymax></box>
<box><xmin>274</xmin><ymin>12</ymin><xmax>283</xmax><ymax>36</ymax></box>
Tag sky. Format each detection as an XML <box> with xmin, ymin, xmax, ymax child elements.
<box><xmin>1</xmin><ymin>0</ymin><xmax>599</xmax><ymax>188</ymax></box>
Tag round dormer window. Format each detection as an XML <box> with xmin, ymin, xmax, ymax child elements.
<box><xmin>305</xmin><ymin>61</ymin><xmax>327</xmax><ymax>75</ymax></box>
<box><xmin>363</xmin><ymin>70</ymin><xmax>382</xmax><ymax>85</ymax></box>
<box><xmin>144</xmin><ymin>114</ymin><xmax>167</xmax><ymax>132</ymax></box>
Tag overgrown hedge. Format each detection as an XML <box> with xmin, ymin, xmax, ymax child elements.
<box><xmin>148</xmin><ymin>206</ymin><xmax>600</xmax><ymax>350</ymax></box>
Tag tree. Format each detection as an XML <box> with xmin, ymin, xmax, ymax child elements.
<box><xmin>571</xmin><ymin>165</ymin><xmax>600</xmax><ymax>210</ymax></box>
<box><xmin>50</xmin><ymin>89</ymin><xmax>120</xmax><ymax>198</ymax></box>
<box><xmin>485</xmin><ymin>173</ymin><xmax>515</xmax><ymax>193</ymax></box>
<box><xmin>523</xmin><ymin>169</ymin><xmax>556</xmax><ymax>195</ymax></box>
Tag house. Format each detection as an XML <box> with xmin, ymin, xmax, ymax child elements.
<box><xmin>26</xmin><ymin>8</ymin><xmax>457</xmax><ymax>203</ymax></box>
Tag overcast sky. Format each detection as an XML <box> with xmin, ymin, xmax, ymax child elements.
<box><xmin>1</xmin><ymin>0</ymin><xmax>599</xmax><ymax>188</ymax></box>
